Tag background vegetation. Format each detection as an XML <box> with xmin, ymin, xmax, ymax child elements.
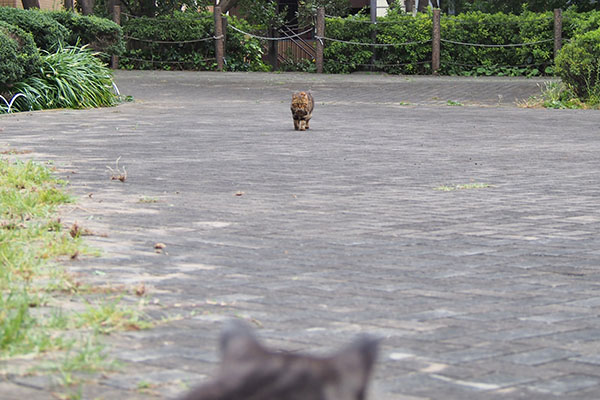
<box><xmin>120</xmin><ymin>11</ymin><xmax>269</xmax><ymax>71</ymax></box>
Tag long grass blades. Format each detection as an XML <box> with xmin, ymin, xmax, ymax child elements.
<box><xmin>11</xmin><ymin>44</ymin><xmax>118</xmax><ymax>112</ymax></box>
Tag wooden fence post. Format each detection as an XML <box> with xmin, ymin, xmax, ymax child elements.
<box><xmin>316</xmin><ymin>7</ymin><xmax>325</xmax><ymax>74</ymax></box>
<box><xmin>432</xmin><ymin>8</ymin><xmax>440</xmax><ymax>75</ymax></box>
<box><xmin>221</xmin><ymin>15</ymin><xmax>228</xmax><ymax>60</ymax></box>
<box><xmin>370</xmin><ymin>0</ymin><xmax>377</xmax><ymax>70</ymax></box>
<box><xmin>111</xmin><ymin>5</ymin><xmax>120</xmax><ymax>69</ymax></box>
<box><xmin>214</xmin><ymin>6</ymin><xmax>224</xmax><ymax>71</ymax></box>
<box><xmin>554</xmin><ymin>8</ymin><xmax>562</xmax><ymax>59</ymax></box>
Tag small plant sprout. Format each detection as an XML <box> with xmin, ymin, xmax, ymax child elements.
<box><xmin>138</xmin><ymin>196</ymin><xmax>159</xmax><ymax>203</ymax></box>
<box><xmin>107</xmin><ymin>157</ymin><xmax>127</xmax><ymax>182</ymax></box>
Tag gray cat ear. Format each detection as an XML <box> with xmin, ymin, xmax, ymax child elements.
<box><xmin>334</xmin><ymin>335</ymin><xmax>380</xmax><ymax>378</ymax></box>
<box><xmin>219</xmin><ymin>319</ymin><xmax>263</xmax><ymax>361</ymax></box>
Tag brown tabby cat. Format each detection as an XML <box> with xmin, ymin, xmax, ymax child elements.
<box><xmin>291</xmin><ymin>91</ymin><xmax>314</xmax><ymax>131</ymax></box>
<box><xmin>179</xmin><ymin>319</ymin><xmax>379</xmax><ymax>400</ymax></box>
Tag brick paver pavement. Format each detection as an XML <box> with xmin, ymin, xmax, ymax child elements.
<box><xmin>1</xmin><ymin>71</ymin><xmax>599</xmax><ymax>399</ymax></box>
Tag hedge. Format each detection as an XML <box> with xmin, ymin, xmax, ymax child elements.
<box><xmin>46</xmin><ymin>10</ymin><xmax>124</xmax><ymax>57</ymax></box>
<box><xmin>121</xmin><ymin>11</ymin><xmax>269</xmax><ymax>72</ymax></box>
<box><xmin>323</xmin><ymin>9</ymin><xmax>600</xmax><ymax>76</ymax></box>
<box><xmin>0</xmin><ymin>6</ymin><xmax>68</xmax><ymax>51</ymax></box>
<box><xmin>555</xmin><ymin>28</ymin><xmax>600</xmax><ymax>104</ymax></box>
<box><xmin>0</xmin><ymin>20</ymin><xmax>40</xmax><ymax>93</ymax></box>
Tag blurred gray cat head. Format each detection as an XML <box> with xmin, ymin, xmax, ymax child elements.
<box><xmin>179</xmin><ymin>319</ymin><xmax>379</xmax><ymax>400</ymax></box>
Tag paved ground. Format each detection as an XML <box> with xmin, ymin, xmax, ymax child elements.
<box><xmin>1</xmin><ymin>71</ymin><xmax>600</xmax><ymax>399</ymax></box>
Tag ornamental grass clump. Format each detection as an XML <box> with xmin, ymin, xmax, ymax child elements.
<box><xmin>11</xmin><ymin>44</ymin><xmax>118</xmax><ymax>112</ymax></box>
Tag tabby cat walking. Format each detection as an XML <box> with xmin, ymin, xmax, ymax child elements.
<box><xmin>291</xmin><ymin>91</ymin><xmax>314</xmax><ymax>131</ymax></box>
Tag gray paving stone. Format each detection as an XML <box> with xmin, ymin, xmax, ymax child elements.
<box><xmin>503</xmin><ymin>348</ymin><xmax>579</xmax><ymax>366</ymax></box>
<box><xmin>1</xmin><ymin>71</ymin><xmax>600</xmax><ymax>399</ymax></box>
<box><xmin>529</xmin><ymin>374</ymin><xmax>600</xmax><ymax>395</ymax></box>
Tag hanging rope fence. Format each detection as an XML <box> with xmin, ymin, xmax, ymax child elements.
<box><xmin>315</xmin><ymin>36</ymin><xmax>431</xmax><ymax>47</ymax></box>
<box><xmin>121</xmin><ymin>56</ymin><xmax>216</xmax><ymax>65</ymax></box>
<box><xmin>228</xmin><ymin>25</ymin><xmax>314</xmax><ymax>41</ymax></box>
<box><xmin>441</xmin><ymin>38</ymin><xmax>554</xmax><ymax>48</ymax></box>
<box><xmin>124</xmin><ymin>35</ymin><xmax>222</xmax><ymax>44</ymax></box>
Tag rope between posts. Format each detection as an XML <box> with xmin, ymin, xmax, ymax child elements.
<box><xmin>358</xmin><ymin>60</ymin><xmax>432</xmax><ymax>67</ymax></box>
<box><xmin>441</xmin><ymin>38</ymin><xmax>554</xmax><ymax>48</ymax></box>
<box><xmin>443</xmin><ymin>60</ymin><xmax>551</xmax><ymax>69</ymax></box>
<box><xmin>124</xmin><ymin>35</ymin><xmax>223</xmax><ymax>44</ymax></box>
<box><xmin>228</xmin><ymin>25</ymin><xmax>314</xmax><ymax>41</ymax></box>
<box><xmin>122</xmin><ymin>56</ymin><xmax>217</xmax><ymax>64</ymax></box>
<box><xmin>324</xmin><ymin>14</ymin><xmax>412</xmax><ymax>25</ymax></box>
<box><xmin>315</xmin><ymin>36</ymin><xmax>431</xmax><ymax>47</ymax></box>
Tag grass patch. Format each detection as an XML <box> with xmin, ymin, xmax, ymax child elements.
<box><xmin>9</xmin><ymin>45</ymin><xmax>119</xmax><ymax>112</ymax></box>
<box><xmin>0</xmin><ymin>157</ymin><xmax>152</xmax><ymax>394</ymax></box>
<box><xmin>434</xmin><ymin>182</ymin><xmax>493</xmax><ymax>191</ymax></box>
<box><xmin>77</xmin><ymin>297</ymin><xmax>153</xmax><ymax>334</ymax></box>
<box><xmin>519</xmin><ymin>81</ymin><xmax>599</xmax><ymax>109</ymax></box>
<box><xmin>138</xmin><ymin>196</ymin><xmax>159</xmax><ymax>203</ymax></box>
<box><xmin>446</xmin><ymin>99</ymin><xmax>464</xmax><ymax>106</ymax></box>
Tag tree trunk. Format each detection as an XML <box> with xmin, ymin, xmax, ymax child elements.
<box><xmin>405</xmin><ymin>0</ymin><xmax>415</xmax><ymax>12</ymax></box>
<box><xmin>417</xmin><ymin>0</ymin><xmax>428</xmax><ymax>12</ymax></box>
<box><xmin>431</xmin><ymin>0</ymin><xmax>439</xmax><ymax>8</ymax></box>
<box><xmin>80</xmin><ymin>0</ymin><xmax>95</xmax><ymax>15</ymax></box>
<box><xmin>21</xmin><ymin>0</ymin><xmax>40</xmax><ymax>9</ymax></box>
<box><xmin>218</xmin><ymin>0</ymin><xmax>241</xmax><ymax>13</ymax></box>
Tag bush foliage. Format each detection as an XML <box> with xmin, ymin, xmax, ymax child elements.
<box><xmin>0</xmin><ymin>21</ymin><xmax>41</xmax><ymax>93</ymax></box>
<box><xmin>555</xmin><ymin>28</ymin><xmax>600</xmax><ymax>104</ymax></box>
<box><xmin>322</xmin><ymin>8</ymin><xmax>600</xmax><ymax>76</ymax></box>
<box><xmin>0</xmin><ymin>6</ymin><xmax>69</xmax><ymax>51</ymax></box>
<box><xmin>46</xmin><ymin>10</ymin><xmax>124</xmax><ymax>57</ymax></box>
<box><xmin>121</xmin><ymin>11</ymin><xmax>269</xmax><ymax>71</ymax></box>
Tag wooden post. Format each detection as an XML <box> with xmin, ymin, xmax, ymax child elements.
<box><xmin>214</xmin><ymin>6</ymin><xmax>224</xmax><ymax>71</ymax></box>
<box><xmin>554</xmin><ymin>9</ymin><xmax>562</xmax><ymax>59</ymax></box>
<box><xmin>370</xmin><ymin>0</ymin><xmax>377</xmax><ymax>70</ymax></box>
<box><xmin>316</xmin><ymin>7</ymin><xmax>325</xmax><ymax>74</ymax></box>
<box><xmin>111</xmin><ymin>5</ymin><xmax>120</xmax><ymax>69</ymax></box>
<box><xmin>221</xmin><ymin>16</ymin><xmax>228</xmax><ymax>60</ymax></box>
<box><xmin>432</xmin><ymin>8</ymin><xmax>441</xmax><ymax>75</ymax></box>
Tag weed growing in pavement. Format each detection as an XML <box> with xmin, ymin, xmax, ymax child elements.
<box><xmin>434</xmin><ymin>182</ymin><xmax>493</xmax><ymax>191</ymax></box>
<box><xmin>519</xmin><ymin>81</ymin><xmax>599</xmax><ymax>109</ymax></box>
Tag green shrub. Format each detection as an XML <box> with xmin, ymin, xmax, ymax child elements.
<box><xmin>440</xmin><ymin>11</ymin><xmax>554</xmax><ymax>76</ymax></box>
<box><xmin>0</xmin><ymin>6</ymin><xmax>69</xmax><ymax>51</ymax></box>
<box><xmin>46</xmin><ymin>10</ymin><xmax>124</xmax><ymax>57</ymax></box>
<box><xmin>323</xmin><ymin>9</ymin><xmax>559</xmax><ymax>76</ymax></box>
<box><xmin>555</xmin><ymin>28</ymin><xmax>600</xmax><ymax>104</ymax></box>
<box><xmin>10</xmin><ymin>45</ymin><xmax>119</xmax><ymax>112</ymax></box>
<box><xmin>121</xmin><ymin>11</ymin><xmax>269</xmax><ymax>72</ymax></box>
<box><xmin>0</xmin><ymin>21</ymin><xmax>41</xmax><ymax>93</ymax></box>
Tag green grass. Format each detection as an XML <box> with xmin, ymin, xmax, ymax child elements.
<box><xmin>519</xmin><ymin>81</ymin><xmax>599</xmax><ymax>110</ymax></box>
<box><xmin>434</xmin><ymin>182</ymin><xmax>493</xmax><ymax>191</ymax></box>
<box><xmin>138</xmin><ymin>196</ymin><xmax>159</xmax><ymax>203</ymax></box>
<box><xmin>0</xmin><ymin>157</ymin><xmax>152</xmax><ymax>394</ymax></box>
<box><xmin>9</xmin><ymin>44</ymin><xmax>119</xmax><ymax>113</ymax></box>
